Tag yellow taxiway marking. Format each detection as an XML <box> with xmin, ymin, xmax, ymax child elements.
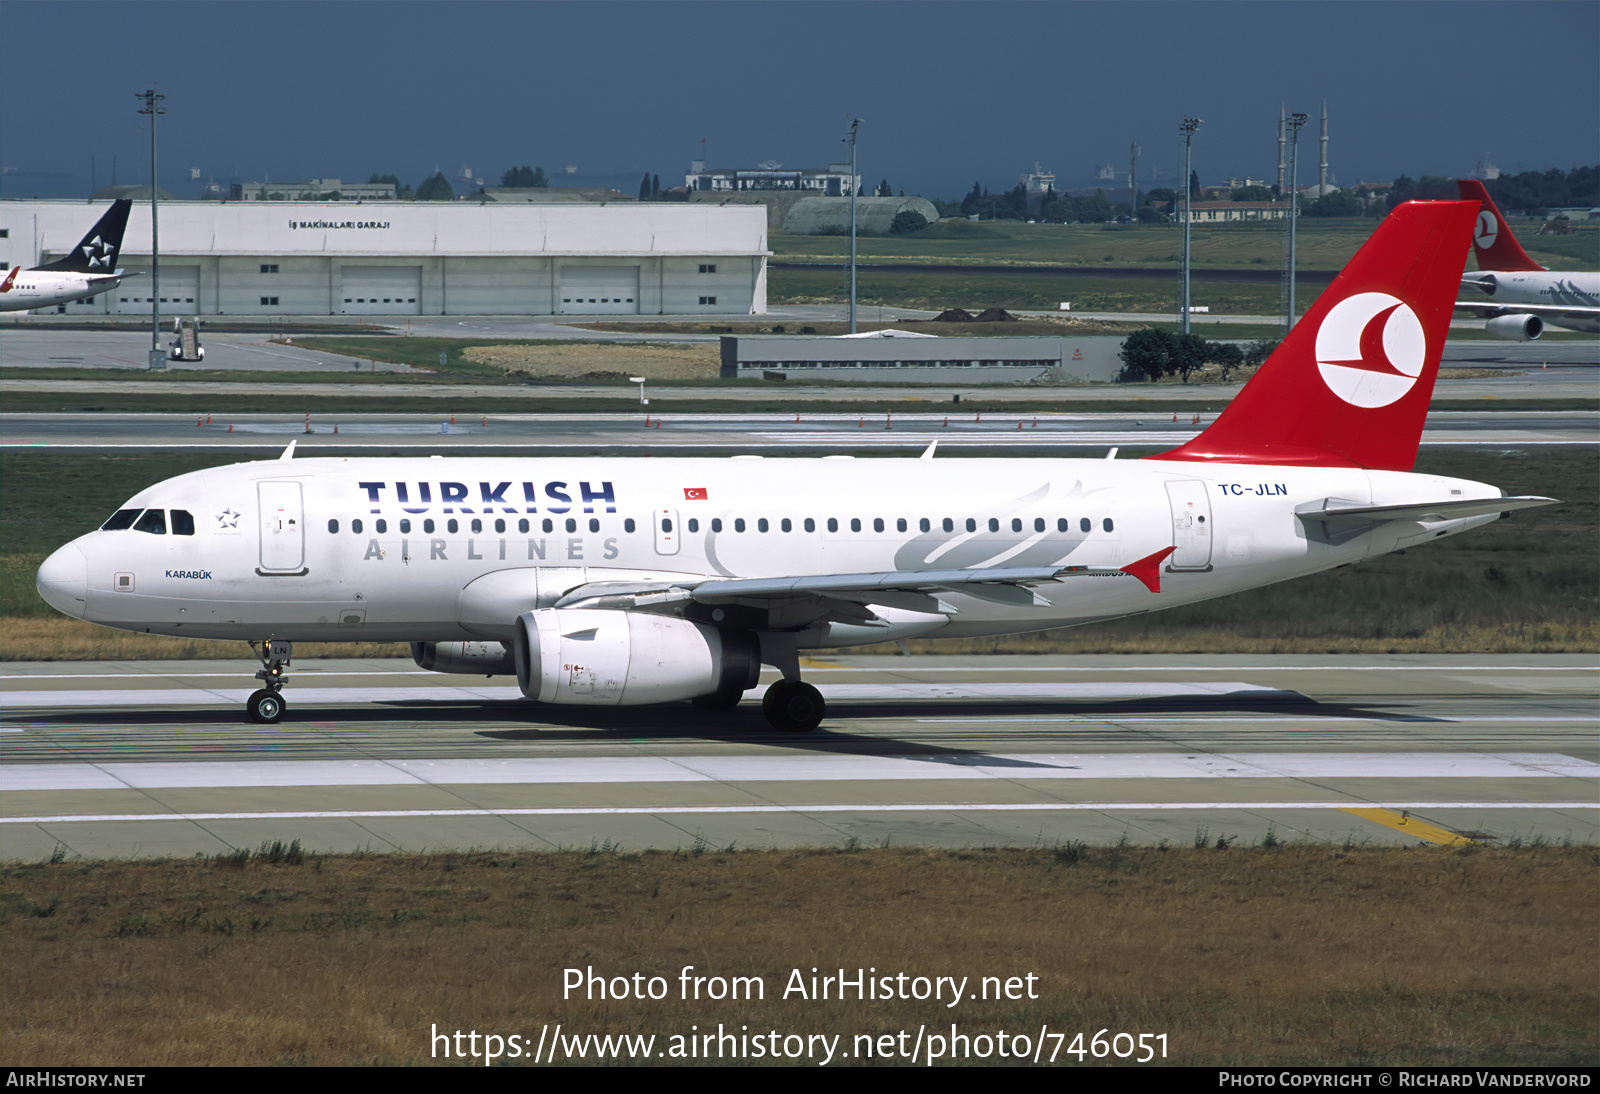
<box><xmin>1342</xmin><ymin>807</ymin><xmax>1475</xmax><ymax>845</ymax></box>
<box><xmin>797</xmin><ymin>657</ymin><xmax>847</xmax><ymax>669</ymax></box>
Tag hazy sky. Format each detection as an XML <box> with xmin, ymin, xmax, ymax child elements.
<box><xmin>3</xmin><ymin>0</ymin><xmax>1595</xmax><ymax>201</ymax></box>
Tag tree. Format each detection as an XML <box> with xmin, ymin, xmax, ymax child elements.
<box><xmin>499</xmin><ymin>165</ymin><xmax>549</xmax><ymax>188</ymax></box>
<box><xmin>639</xmin><ymin>172</ymin><xmax>651</xmax><ymax>201</ymax></box>
<box><xmin>368</xmin><ymin>173</ymin><xmax>412</xmax><ymax>199</ymax></box>
<box><xmin>1211</xmin><ymin>340</ymin><xmax>1244</xmax><ymax>382</ymax></box>
<box><xmin>890</xmin><ymin>210</ymin><xmax>929</xmax><ymax>234</ymax></box>
<box><xmin>417</xmin><ymin>172</ymin><xmax>455</xmax><ymax>201</ymax></box>
<box><xmin>1304</xmin><ymin>190</ymin><xmax>1362</xmax><ymax>217</ymax></box>
<box><xmin>876</xmin><ymin>178</ymin><xmax>892</xmax><ymax>197</ymax></box>
<box><xmin>1118</xmin><ymin>327</ymin><xmax>1174</xmax><ymax>382</ymax></box>
<box><xmin>652</xmin><ymin>173</ymin><xmax>660</xmax><ymax>195</ymax></box>
<box><xmin>1170</xmin><ymin>332</ymin><xmax>1208</xmax><ymax>384</ymax></box>
<box><xmin>1230</xmin><ymin>184</ymin><xmax>1273</xmax><ymax>202</ymax></box>
<box><xmin>960</xmin><ymin>181</ymin><xmax>982</xmax><ymax>217</ymax></box>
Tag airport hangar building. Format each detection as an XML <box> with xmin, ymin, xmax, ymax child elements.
<box><xmin>0</xmin><ymin>200</ymin><xmax>769</xmax><ymax>316</ymax></box>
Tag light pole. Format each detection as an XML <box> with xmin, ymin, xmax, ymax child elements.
<box><xmin>136</xmin><ymin>87</ymin><xmax>165</xmax><ymax>370</ymax></box>
<box><xmin>845</xmin><ymin>116</ymin><xmax>861</xmax><ymax>334</ymax></box>
<box><xmin>1284</xmin><ymin>112</ymin><xmax>1308</xmax><ymax>332</ymax></box>
<box><xmin>1178</xmin><ymin>116</ymin><xmax>1201</xmax><ymax>334</ymax></box>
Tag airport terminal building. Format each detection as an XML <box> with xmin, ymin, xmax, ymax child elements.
<box><xmin>0</xmin><ymin>200</ymin><xmax>769</xmax><ymax>316</ymax></box>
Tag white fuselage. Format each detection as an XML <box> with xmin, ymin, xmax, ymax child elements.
<box><xmin>1460</xmin><ymin>269</ymin><xmax>1600</xmax><ymax>333</ymax></box>
<box><xmin>38</xmin><ymin>455</ymin><xmax>1503</xmax><ymax>648</ymax></box>
<box><xmin>0</xmin><ymin>267</ymin><xmax>125</xmax><ymax>311</ymax></box>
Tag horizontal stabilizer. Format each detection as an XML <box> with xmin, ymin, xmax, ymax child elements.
<box><xmin>1297</xmin><ymin>495</ymin><xmax>1556</xmax><ymax>525</ymax></box>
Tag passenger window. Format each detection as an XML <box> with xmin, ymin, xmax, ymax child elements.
<box><xmin>353</xmin><ymin>519</ymin><xmax>364</xmax><ymax>534</ymax></box>
<box><xmin>376</xmin><ymin>519</ymin><xmax>388</xmax><ymax>533</ymax></box>
<box><xmin>565</xmin><ymin>518</ymin><xmax>577</xmax><ymax>533</ymax></box>
<box><xmin>1104</xmin><ymin>517</ymin><xmax>1115</xmax><ymax>532</ymax></box>
<box><xmin>781</xmin><ymin>518</ymin><xmax>792</xmax><ymax>532</ymax></box>
<box><xmin>327</xmin><ymin>519</ymin><xmax>339</xmax><ymax>534</ymax></box>
<box><xmin>1035</xmin><ymin>518</ymin><xmax>1046</xmax><ymax>533</ymax></box>
<box><xmin>588</xmin><ymin>519</ymin><xmax>600</xmax><ymax>533</ymax></box>
<box><xmin>519</xmin><ymin>519</ymin><xmax>530</xmax><ymax>533</ymax></box>
<box><xmin>1058</xmin><ymin>518</ymin><xmax>1068</xmax><ymax>532</ymax></box>
<box><xmin>661</xmin><ymin>518</ymin><xmax>673</xmax><ymax>532</ymax></box>
<box><xmin>711</xmin><ymin>518</ymin><xmax>723</xmax><ymax>533</ymax></box>
<box><xmin>623</xmin><ymin>518</ymin><xmax>635</xmax><ymax>533</ymax></box>
<box><xmin>942</xmin><ymin>518</ymin><xmax>954</xmax><ymax>533</ymax></box>
<box><xmin>873</xmin><ymin>518</ymin><xmax>884</xmax><ymax>533</ymax></box>
<box><xmin>425</xmin><ymin>519</ymin><xmax>436</xmax><ymax>533</ymax></box>
<box><xmin>471</xmin><ymin>519</ymin><xmax>483</xmax><ymax>533</ymax></box>
<box><xmin>134</xmin><ymin>509</ymin><xmax>167</xmax><ymax>535</ymax></box>
<box><xmin>494</xmin><ymin>519</ymin><xmax>505</xmax><ymax>533</ymax></box>
<box><xmin>688</xmin><ymin>518</ymin><xmax>699</xmax><ymax>533</ymax></box>
<box><xmin>1012</xmin><ymin>518</ymin><xmax>1023</xmax><ymax>533</ymax></box>
<box><xmin>171</xmin><ymin>510</ymin><xmax>196</xmax><ymax>535</ymax></box>
<box><xmin>896</xmin><ymin>518</ymin><xmax>907</xmax><ymax>532</ymax></box>
<box><xmin>920</xmin><ymin>518</ymin><xmax>930</xmax><ymax>533</ymax></box>
<box><xmin>965</xmin><ymin>518</ymin><xmax>977</xmax><ymax>533</ymax></box>
<box><xmin>400</xmin><ymin>519</ymin><xmax>411</xmax><ymax>533</ymax></box>
<box><xmin>988</xmin><ymin>518</ymin><xmax>1000</xmax><ymax>533</ymax></box>
<box><xmin>804</xmin><ymin>518</ymin><xmax>815</xmax><ymax>533</ymax></box>
<box><xmin>758</xmin><ymin>518</ymin><xmax>769</xmax><ymax>532</ymax></box>
<box><xmin>735</xmin><ymin>518</ymin><xmax>746</xmax><ymax>533</ymax></box>
<box><xmin>1080</xmin><ymin>518</ymin><xmax>1091</xmax><ymax>533</ymax></box>
<box><xmin>101</xmin><ymin>508</ymin><xmax>142</xmax><ymax>531</ymax></box>
<box><xmin>542</xmin><ymin>519</ymin><xmax>554</xmax><ymax>533</ymax></box>
<box><xmin>827</xmin><ymin>518</ymin><xmax>838</xmax><ymax>533</ymax></box>
<box><xmin>850</xmin><ymin>518</ymin><xmax>861</xmax><ymax>533</ymax></box>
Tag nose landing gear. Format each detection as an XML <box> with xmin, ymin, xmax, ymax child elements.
<box><xmin>246</xmin><ymin>638</ymin><xmax>292</xmax><ymax>723</ymax></box>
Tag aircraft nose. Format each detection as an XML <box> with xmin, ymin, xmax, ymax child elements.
<box><xmin>36</xmin><ymin>543</ymin><xmax>88</xmax><ymax>619</ymax></box>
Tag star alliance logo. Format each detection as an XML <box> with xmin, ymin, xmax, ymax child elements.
<box><xmin>80</xmin><ymin>234</ymin><xmax>114</xmax><ymax>269</ymax></box>
<box><xmin>215</xmin><ymin>505</ymin><xmax>241</xmax><ymax>530</ymax></box>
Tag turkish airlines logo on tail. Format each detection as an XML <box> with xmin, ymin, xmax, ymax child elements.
<box><xmin>1474</xmin><ymin>211</ymin><xmax>1498</xmax><ymax>250</ymax></box>
<box><xmin>0</xmin><ymin>268</ymin><xmax>17</xmax><ymax>294</ymax></box>
<box><xmin>1314</xmin><ymin>292</ymin><xmax>1426</xmax><ymax>408</ymax></box>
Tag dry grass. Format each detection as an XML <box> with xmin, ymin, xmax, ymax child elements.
<box><xmin>2</xmin><ymin>845</ymin><xmax>1593</xmax><ymax>1066</ymax></box>
<box><xmin>462</xmin><ymin>341</ymin><xmax>720</xmax><ymax>381</ymax></box>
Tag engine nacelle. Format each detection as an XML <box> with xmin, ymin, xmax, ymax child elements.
<box><xmin>411</xmin><ymin>640</ymin><xmax>515</xmax><ymax>676</ymax></box>
<box><xmin>512</xmin><ymin>608</ymin><xmax>759</xmax><ymax>706</ymax></box>
<box><xmin>1485</xmin><ymin>313</ymin><xmax>1542</xmax><ymax>341</ymax></box>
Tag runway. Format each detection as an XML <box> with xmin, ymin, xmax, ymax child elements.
<box><xmin>2</xmin><ymin>407</ymin><xmax>1594</xmax><ymax>451</ymax></box>
<box><xmin>2</xmin><ymin>654</ymin><xmax>1594</xmax><ymax>860</ymax></box>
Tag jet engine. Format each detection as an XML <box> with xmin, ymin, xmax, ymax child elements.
<box><xmin>411</xmin><ymin>640</ymin><xmax>516</xmax><ymax>676</ymax></box>
<box><xmin>1485</xmin><ymin>314</ymin><xmax>1543</xmax><ymax>341</ymax></box>
<box><xmin>512</xmin><ymin>608</ymin><xmax>760</xmax><ymax>706</ymax></box>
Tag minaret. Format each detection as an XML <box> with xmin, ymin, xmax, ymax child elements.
<box><xmin>1276</xmin><ymin>106</ymin><xmax>1286</xmax><ymax>194</ymax></box>
<box><xmin>1318</xmin><ymin>101</ymin><xmax>1329</xmax><ymax>193</ymax></box>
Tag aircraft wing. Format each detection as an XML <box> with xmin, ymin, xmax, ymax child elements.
<box><xmin>1454</xmin><ymin>300</ymin><xmax>1599</xmax><ymax>323</ymax></box>
<box><xmin>552</xmin><ymin>547</ymin><xmax>1180</xmax><ymax>618</ymax></box>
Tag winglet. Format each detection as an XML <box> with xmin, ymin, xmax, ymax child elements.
<box><xmin>1121</xmin><ymin>546</ymin><xmax>1177</xmax><ymax>593</ymax></box>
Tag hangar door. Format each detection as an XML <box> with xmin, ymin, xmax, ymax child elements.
<box><xmin>114</xmin><ymin>266</ymin><xmax>200</xmax><ymax>313</ymax></box>
<box><xmin>559</xmin><ymin>266</ymin><xmax>640</xmax><ymax>314</ymax></box>
<box><xmin>339</xmin><ymin>266</ymin><xmax>421</xmax><ymax>314</ymax></box>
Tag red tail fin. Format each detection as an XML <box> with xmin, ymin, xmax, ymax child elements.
<box><xmin>1458</xmin><ymin>179</ymin><xmax>1544</xmax><ymax>272</ymax></box>
<box><xmin>1148</xmin><ymin>200</ymin><xmax>1476</xmax><ymax>472</ymax></box>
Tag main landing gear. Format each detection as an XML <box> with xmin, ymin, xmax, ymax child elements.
<box><xmin>246</xmin><ymin>639</ymin><xmax>292</xmax><ymax>724</ymax></box>
<box><xmin>762</xmin><ymin>679</ymin><xmax>825</xmax><ymax>732</ymax></box>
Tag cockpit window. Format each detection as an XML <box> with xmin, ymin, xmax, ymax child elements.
<box><xmin>133</xmin><ymin>509</ymin><xmax>168</xmax><ymax>535</ymax></box>
<box><xmin>101</xmin><ymin>508</ymin><xmax>142</xmax><ymax>531</ymax></box>
<box><xmin>171</xmin><ymin>510</ymin><xmax>195</xmax><ymax>536</ymax></box>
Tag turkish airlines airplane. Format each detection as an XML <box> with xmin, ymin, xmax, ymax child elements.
<box><xmin>1453</xmin><ymin>179</ymin><xmax>1599</xmax><ymax>339</ymax></box>
<box><xmin>0</xmin><ymin>200</ymin><xmax>133</xmax><ymax>312</ymax></box>
<box><xmin>35</xmin><ymin>200</ymin><xmax>1554</xmax><ymax>730</ymax></box>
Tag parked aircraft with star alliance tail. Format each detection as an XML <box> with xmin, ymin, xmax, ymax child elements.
<box><xmin>0</xmin><ymin>200</ymin><xmax>132</xmax><ymax>312</ymax></box>
<box><xmin>35</xmin><ymin>200</ymin><xmax>1554</xmax><ymax>730</ymax></box>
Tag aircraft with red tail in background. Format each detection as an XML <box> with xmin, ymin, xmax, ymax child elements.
<box><xmin>1453</xmin><ymin>178</ymin><xmax>1599</xmax><ymax>340</ymax></box>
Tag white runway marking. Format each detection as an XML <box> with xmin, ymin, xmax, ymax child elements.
<box><xmin>5</xmin><ymin>752</ymin><xmax>1593</xmax><ymax>793</ymax></box>
<box><xmin>6</xmin><ymin>802</ymin><xmax>1597</xmax><ymax>826</ymax></box>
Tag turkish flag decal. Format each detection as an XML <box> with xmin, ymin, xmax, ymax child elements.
<box><xmin>683</xmin><ymin>487</ymin><xmax>708</xmax><ymax>501</ymax></box>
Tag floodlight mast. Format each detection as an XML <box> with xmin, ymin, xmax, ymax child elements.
<box><xmin>1285</xmin><ymin>111</ymin><xmax>1309</xmax><ymax>331</ymax></box>
<box><xmin>136</xmin><ymin>87</ymin><xmax>165</xmax><ymax>370</ymax></box>
<box><xmin>1178</xmin><ymin>117</ymin><xmax>1201</xmax><ymax>334</ymax></box>
<box><xmin>845</xmin><ymin>117</ymin><xmax>862</xmax><ymax>334</ymax></box>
